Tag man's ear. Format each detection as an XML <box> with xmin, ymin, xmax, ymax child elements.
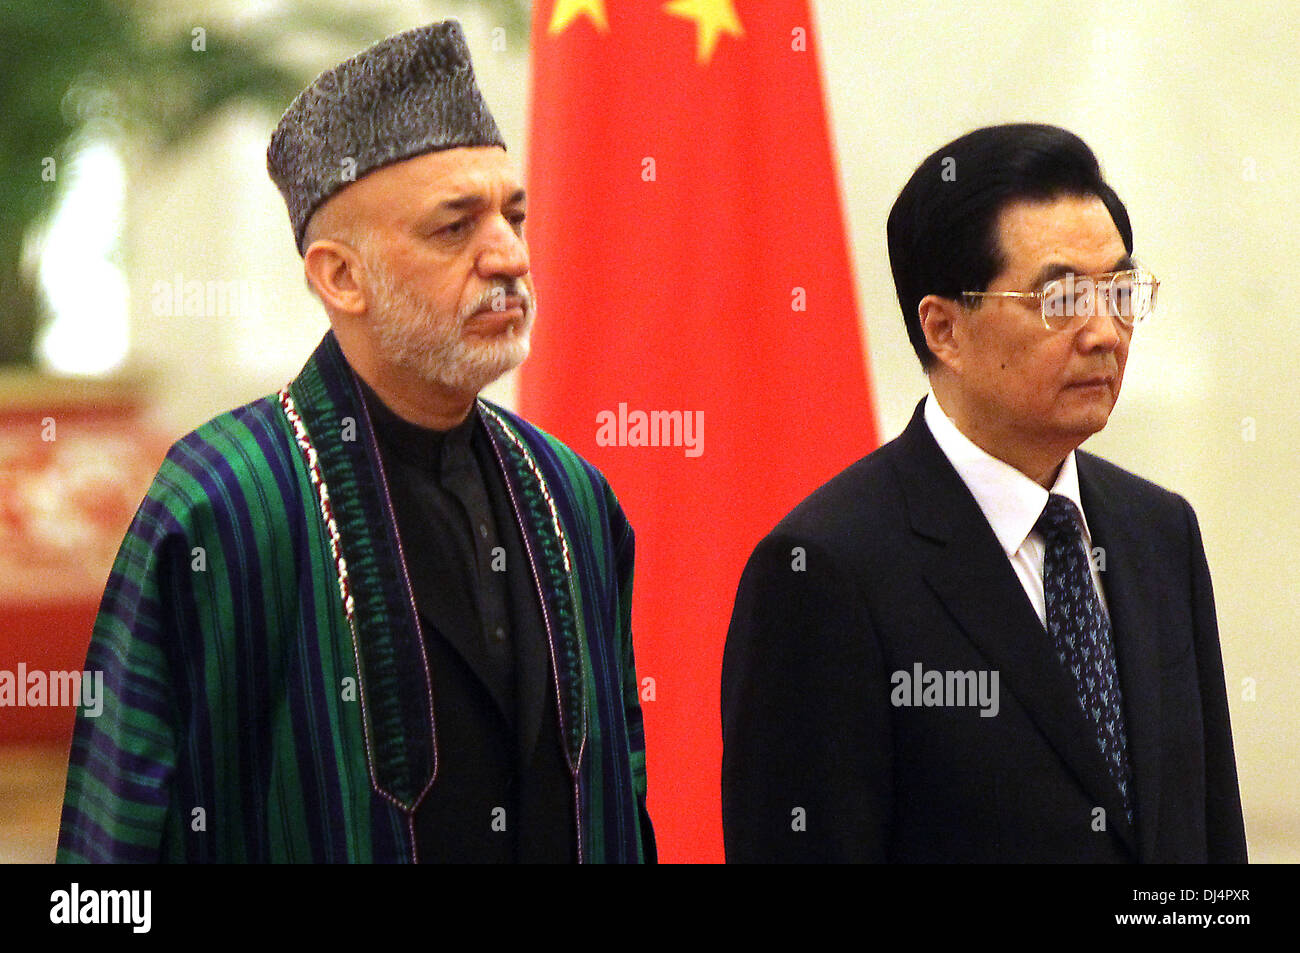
<box><xmin>919</xmin><ymin>294</ymin><xmax>965</xmax><ymax>373</ymax></box>
<box><xmin>303</xmin><ymin>240</ymin><xmax>368</xmax><ymax>316</ymax></box>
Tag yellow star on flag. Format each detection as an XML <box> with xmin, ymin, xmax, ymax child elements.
<box><xmin>549</xmin><ymin>0</ymin><xmax>609</xmax><ymax>34</ymax></box>
<box><xmin>663</xmin><ymin>0</ymin><xmax>744</xmax><ymax>63</ymax></box>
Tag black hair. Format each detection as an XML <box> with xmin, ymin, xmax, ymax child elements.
<box><xmin>886</xmin><ymin>123</ymin><xmax>1133</xmax><ymax>369</ymax></box>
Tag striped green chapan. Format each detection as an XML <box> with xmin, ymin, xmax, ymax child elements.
<box><xmin>58</xmin><ymin>331</ymin><xmax>652</xmax><ymax>863</ymax></box>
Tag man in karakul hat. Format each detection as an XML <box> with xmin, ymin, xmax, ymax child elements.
<box><xmin>58</xmin><ymin>20</ymin><xmax>656</xmax><ymax>864</ymax></box>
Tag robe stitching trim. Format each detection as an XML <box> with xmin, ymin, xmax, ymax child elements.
<box><xmin>480</xmin><ymin>403</ymin><xmax>571</xmax><ymax>573</ymax></box>
<box><xmin>480</xmin><ymin>402</ymin><xmax>589</xmax><ymax>771</ymax></box>
<box><xmin>279</xmin><ymin>385</ymin><xmax>402</xmax><ymax>812</ymax></box>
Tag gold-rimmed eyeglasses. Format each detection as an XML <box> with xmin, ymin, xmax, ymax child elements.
<box><xmin>961</xmin><ymin>267</ymin><xmax>1159</xmax><ymax>331</ymax></box>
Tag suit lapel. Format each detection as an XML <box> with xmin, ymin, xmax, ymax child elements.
<box><xmin>892</xmin><ymin>404</ymin><xmax>1136</xmax><ymax>852</ymax></box>
<box><xmin>1078</xmin><ymin>453</ymin><xmax>1162</xmax><ymax>861</ymax></box>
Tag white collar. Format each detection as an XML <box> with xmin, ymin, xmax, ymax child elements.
<box><xmin>922</xmin><ymin>388</ymin><xmax>1092</xmax><ymax>555</ymax></box>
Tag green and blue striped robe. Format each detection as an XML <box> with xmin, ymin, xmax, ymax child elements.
<box><xmin>57</xmin><ymin>332</ymin><xmax>653</xmax><ymax>862</ymax></box>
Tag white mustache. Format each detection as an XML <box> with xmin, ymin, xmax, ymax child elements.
<box><xmin>460</xmin><ymin>282</ymin><xmax>534</xmax><ymax>322</ymax></box>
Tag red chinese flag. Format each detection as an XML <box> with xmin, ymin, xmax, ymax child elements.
<box><xmin>521</xmin><ymin>0</ymin><xmax>878</xmax><ymax>862</ymax></box>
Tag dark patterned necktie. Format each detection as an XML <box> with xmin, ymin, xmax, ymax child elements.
<box><xmin>1035</xmin><ymin>494</ymin><xmax>1133</xmax><ymax>827</ymax></box>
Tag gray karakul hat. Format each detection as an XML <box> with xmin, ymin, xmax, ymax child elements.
<box><xmin>267</xmin><ymin>19</ymin><xmax>505</xmax><ymax>253</ymax></box>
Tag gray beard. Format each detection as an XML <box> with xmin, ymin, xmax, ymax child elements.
<box><xmin>368</xmin><ymin>265</ymin><xmax>534</xmax><ymax>395</ymax></box>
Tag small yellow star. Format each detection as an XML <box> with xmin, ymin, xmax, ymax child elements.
<box><xmin>663</xmin><ymin>0</ymin><xmax>744</xmax><ymax>64</ymax></box>
<box><xmin>549</xmin><ymin>0</ymin><xmax>609</xmax><ymax>34</ymax></box>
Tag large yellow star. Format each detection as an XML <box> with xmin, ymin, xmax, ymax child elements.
<box><xmin>663</xmin><ymin>0</ymin><xmax>744</xmax><ymax>63</ymax></box>
<box><xmin>549</xmin><ymin>0</ymin><xmax>609</xmax><ymax>34</ymax></box>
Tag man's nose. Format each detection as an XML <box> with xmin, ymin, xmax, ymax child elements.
<box><xmin>1077</xmin><ymin>297</ymin><xmax>1124</xmax><ymax>350</ymax></box>
<box><xmin>477</xmin><ymin>215</ymin><xmax>529</xmax><ymax>278</ymax></box>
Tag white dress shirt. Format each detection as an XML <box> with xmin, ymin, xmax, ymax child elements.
<box><xmin>922</xmin><ymin>390</ymin><xmax>1108</xmax><ymax>628</ymax></box>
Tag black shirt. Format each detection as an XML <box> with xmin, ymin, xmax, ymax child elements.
<box><xmin>358</xmin><ymin>378</ymin><xmax>576</xmax><ymax>863</ymax></box>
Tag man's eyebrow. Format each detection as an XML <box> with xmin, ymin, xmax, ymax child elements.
<box><xmin>1027</xmin><ymin>255</ymin><xmax>1135</xmax><ymax>289</ymax></box>
<box><xmin>414</xmin><ymin>188</ymin><xmax>527</xmax><ymax>227</ymax></box>
<box><xmin>431</xmin><ymin>193</ymin><xmax>486</xmax><ymax>215</ymax></box>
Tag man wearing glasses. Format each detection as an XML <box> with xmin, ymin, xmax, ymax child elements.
<box><xmin>721</xmin><ymin>124</ymin><xmax>1247</xmax><ymax>863</ymax></box>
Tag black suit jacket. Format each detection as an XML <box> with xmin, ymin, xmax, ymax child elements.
<box><xmin>721</xmin><ymin>401</ymin><xmax>1247</xmax><ymax>863</ymax></box>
